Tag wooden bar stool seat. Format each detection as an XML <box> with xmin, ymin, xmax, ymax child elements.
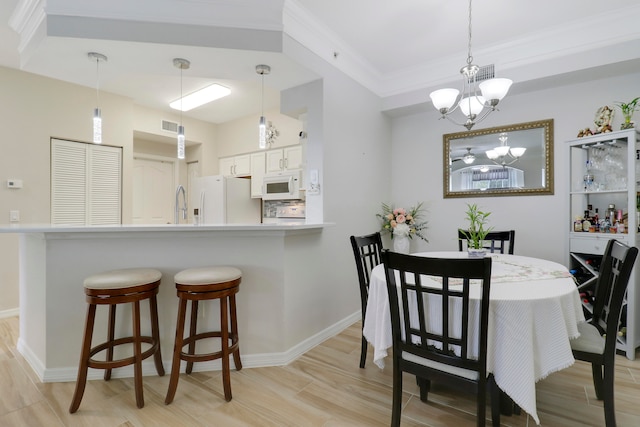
<box><xmin>69</xmin><ymin>268</ymin><xmax>165</xmax><ymax>413</ymax></box>
<box><xmin>165</xmin><ymin>266</ymin><xmax>242</xmax><ymax>404</ymax></box>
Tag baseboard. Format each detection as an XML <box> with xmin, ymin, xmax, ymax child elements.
<box><xmin>0</xmin><ymin>308</ymin><xmax>19</xmax><ymax>319</ymax></box>
<box><xmin>33</xmin><ymin>311</ymin><xmax>361</xmax><ymax>383</ymax></box>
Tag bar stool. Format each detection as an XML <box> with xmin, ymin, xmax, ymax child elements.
<box><xmin>69</xmin><ymin>268</ymin><xmax>165</xmax><ymax>413</ymax></box>
<box><xmin>165</xmin><ymin>266</ymin><xmax>242</xmax><ymax>404</ymax></box>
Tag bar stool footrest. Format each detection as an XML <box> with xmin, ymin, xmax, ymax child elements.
<box><xmin>88</xmin><ymin>336</ymin><xmax>160</xmax><ymax>370</ymax></box>
<box><xmin>180</xmin><ymin>331</ymin><xmax>240</xmax><ymax>364</ymax></box>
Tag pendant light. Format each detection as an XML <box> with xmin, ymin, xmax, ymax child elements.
<box><xmin>88</xmin><ymin>52</ymin><xmax>107</xmax><ymax>144</ymax></box>
<box><xmin>429</xmin><ymin>0</ymin><xmax>512</xmax><ymax>130</ymax></box>
<box><xmin>173</xmin><ymin>58</ymin><xmax>190</xmax><ymax>159</ymax></box>
<box><xmin>256</xmin><ymin>64</ymin><xmax>271</xmax><ymax>149</ymax></box>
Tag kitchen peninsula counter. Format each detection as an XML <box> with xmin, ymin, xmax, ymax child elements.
<box><xmin>1</xmin><ymin>222</ymin><xmax>344</xmax><ymax>382</ymax></box>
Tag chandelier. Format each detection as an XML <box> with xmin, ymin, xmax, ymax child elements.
<box><xmin>429</xmin><ymin>0</ymin><xmax>512</xmax><ymax>130</ymax></box>
<box><xmin>486</xmin><ymin>132</ymin><xmax>525</xmax><ymax>166</ymax></box>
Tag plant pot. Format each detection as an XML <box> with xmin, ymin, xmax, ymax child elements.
<box><xmin>621</xmin><ymin>121</ymin><xmax>635</xmax><ymax>130</ymax></box>
<box><xmin>467</xmin><ymin>248</ymin><xmax>486</xmax><ymax>258</ymax></box>
<box><xmin>393</xmin><ymin>235</ymin><xmax>410</xmax><ymax>254</ymax></box>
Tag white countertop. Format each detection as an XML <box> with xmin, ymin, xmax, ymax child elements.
<box><xmin>0</xmin><ymin>222</ymin><xmax>331</xmax><ymax>233</ymax></box>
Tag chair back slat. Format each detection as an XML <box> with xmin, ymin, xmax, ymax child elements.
<box><xmin>592</xmin><ymin>239</ymin><xmax>638</xmax><ymax>352</ymax></box>
<box><xmin>458</xmin><ymin>229</ymin><xmax>515</xmax><ymax>254</ymax></box>
<box><xmin>350</xmin><ymin>232</ymin><xmax>384</xmax><ymax>368</ymax></box>
<box><xmin>383</xmin><ymin>251</ymin><xmax>492</xmax><ymax>374</ymax></box>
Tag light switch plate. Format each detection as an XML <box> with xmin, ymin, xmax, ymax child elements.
<box><xmin>9</xmin><ymin>210</ymin><xmax>19</xmax><ymax>222</ymax></box>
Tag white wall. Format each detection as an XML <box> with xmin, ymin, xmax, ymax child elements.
<box><xmin>216</xmin><ymin>107</ymin><xmax>303</xmax><ymax>157</ymax></box>
<box><xmin>389</xmin><ymin>71</ymin><xmax>640</xmax><ymax>264</ymax></box>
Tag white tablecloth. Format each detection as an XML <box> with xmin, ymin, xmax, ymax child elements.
<box><xmin>362</xmin><ymin>252</ymin><xmax>585</xmax><ymax>425</ymax></box>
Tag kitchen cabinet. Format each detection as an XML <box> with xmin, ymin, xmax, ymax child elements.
<box><xmin>219</xmin><ymin>154</ymin><xmax>251</xmax><ymax>177</ymax></box>
<box><xmin>250</xmin><ymin>151</ymin><xmax>266</xmax><ymax>198</ymax></box>
<box><xmin>266</xmin><ymin>145</ymin><xmax>303</xmax><ymax>173</ymax></box>
<box><xmin>565</xmin><ymin>128</ymin><xmax>640</xmax><ymax>359</ymax></box>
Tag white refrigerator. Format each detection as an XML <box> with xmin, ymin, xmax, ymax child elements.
<box><xmin>190</xmin><ymin>175</ymin><xmax>261</xmax><ymax>224</ymax></box>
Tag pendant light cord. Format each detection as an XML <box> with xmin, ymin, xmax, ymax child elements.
<box><xmin>180</xmin><ymin>66</ymin><xmax>183</xmax><ymax>127</ymax></box>
<box><xmin>466</xmin><ymin>0</ymin><xmax>473</xmax><ymax>66</ymax></box>
<box><xmin>261</xmin><ymin>71</ymin><xmax>265</xmax><ymax>117</ymax></box>
<box><xmin>95</xmin><ymin>57</ymin><xmax>100</xmax><ymax>108</ymax></box>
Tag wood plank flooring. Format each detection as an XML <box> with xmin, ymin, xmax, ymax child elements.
<box><xmin>1</xmin><ymin>315</ymin><xmax>640</xmax><ymax>426</ymax></box>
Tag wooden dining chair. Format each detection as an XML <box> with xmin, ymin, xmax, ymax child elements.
<box><xmin>458</xmin><ymin>229</ymin><xmax>515</xmax><ymax>254</ymax></box>
<box><xmin>570</xmin><ymin>239</ymin><xmax>638</xmax><ymax>427</ymax></box>
<box><xmin>381</xmin><ymin>250</ymin><xmax>499</xmax><ymax>427</ymax></box>
<box><xmin>350</xmin><ymin>232</ymin><xmax>383</xmax><ymax>368</ymax></box>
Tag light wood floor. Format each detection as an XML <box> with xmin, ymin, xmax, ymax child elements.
<box><xmin>1</xmin><ymin>316</ymin><xmax>640</xmax><ymax>426</ymax></box>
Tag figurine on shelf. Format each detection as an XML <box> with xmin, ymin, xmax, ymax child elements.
<box><xmin>577</xmin><ymin>128</ymin><xmax>593</xmax><ymax>138</ymax></box>
<box><xmin>594</xmin><ymin>106</ymin><xmax>614</xmax><ymax>134</ymax></box>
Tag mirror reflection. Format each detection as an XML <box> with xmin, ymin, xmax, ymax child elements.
<box><xmin>443</xmin><ymin>119</ymin><xmax>554</xmax><ymax>198</ymax></box>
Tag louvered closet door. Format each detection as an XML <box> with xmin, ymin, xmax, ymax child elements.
<box><xmin>51</xmin><ymin>139</ymin><xmax>122</xmax><ymax>225</ymax></box>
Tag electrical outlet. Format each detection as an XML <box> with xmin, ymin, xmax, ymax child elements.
<box><xmin>10</xmin><ymin>210</ymin><xmax>19</xmax><ymax>222</ymax></box>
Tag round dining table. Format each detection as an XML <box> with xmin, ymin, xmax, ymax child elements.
<box><xmin>362</xmin><ymin>251</ymin><xmax>585</xmax><ymax>425</ymax></box>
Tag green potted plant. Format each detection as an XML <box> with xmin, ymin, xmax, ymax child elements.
<box><xmin>459</xmin><ymin>203</ymin><xmax>493</xmax><ymax>258</ymax></box>
<box><xmin>615</xmin><ymin>97</ymin><xmax>640</xmax><ymax>130</ymax></box>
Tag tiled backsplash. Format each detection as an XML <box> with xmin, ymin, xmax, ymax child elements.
<box><xmin>263</xmin><ymin>200</ymin><xmax>306</xmax><ymax>219</ymax></box>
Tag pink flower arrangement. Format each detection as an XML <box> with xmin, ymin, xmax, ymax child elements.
<box><xmin>377</xmin><ymin>202</ymin><xmax>428</xmax><ymax>241</ymax></box>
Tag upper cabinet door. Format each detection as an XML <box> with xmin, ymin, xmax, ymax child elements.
<box><xmin>266</xmin><ymin>145</ymin><xmax>303</xmax><ymax>173</ymax></box>
<box><xmin>283</xmin><ymin>145</ymin><xmax>303</xmax><ymax>170</ymax></box>
<box><xmin>234</xmin><ymin>154</ymin><xmax>251</xmax><ymax>176</ymax></box>
<box><xmin>266</xmin><ymin>149</ymin><xmax>284</xmax><ymax>173</ymax></box>
<box><xmin>219</xmin><ymin>157</ymin><xmax>235</xmax><ymax>176</ymax></box>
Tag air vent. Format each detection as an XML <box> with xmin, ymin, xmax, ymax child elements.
<box><xmin>475</xmin><ymin>64</ymin><xmax>495</xmax><ymax>82</ymax></box>
<box><xmin>161</xmin><ymin>120</ymin><xmax>178</xmax><ymax>133</ymax></box>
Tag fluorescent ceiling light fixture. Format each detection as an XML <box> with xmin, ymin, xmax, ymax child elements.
<box><xmin>170</xmin><ymin>84</ymin><xmax>231</xmax><ymax>111</ymax></box>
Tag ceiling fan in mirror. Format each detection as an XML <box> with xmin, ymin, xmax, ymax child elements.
<box><xmin>451</xmin><ymin>147</ymin><xmax>476</xmax><ymax>164</ymax></box>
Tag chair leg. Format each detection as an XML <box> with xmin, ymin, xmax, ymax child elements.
<box><xmin>229</xmin><ymin>294</ymin><xmax>242</xmax><ymax>371</ymax></box>
<box><xmin>104</xmin><ymin>304</ymin><xmax>116</xmax><ymax>381</ymax></box>
<box><xmin>69</xmin><ymin>304</ymin><xmax>97</xmax><ymax>413</ymax></box>
<box><xmin>220</xmin><ymin>296</ymin><xmax>232</xmax><ymax>401</ymax></box>
<box><xmin>390</xmin><ymin>358</ymin><xmax>403</xmax><ymax>427</ymax></box>
<box><xmin>489</xmin><ymin>375</ymin><xmax>501</xmax><ymax>427</ymax></box>
<box><xmin>132</xmin><ymin>300</ymin><xmax>144</xmax><ymax>409</ymax></box>
<box><xmin>149</xmin><ymin>294</ymin><xmax>165</xmax><ymax>376</ymax></box>
<box><xmin>359</xmin><ymin>336</ymin><xmax>367</xmax><ymax>369</ymax></box>
<box><xmin>416</xmin><ymin>377</ymin><xmax>430</xmax><ymax>402</ymax></box>
<box><xmin>165</xmin><ymin>297</ymin><xmax>188</xmax><ymax>405</ymax></box>
<box><xmin>592</xmin><ymin>362</ymin><xmax>604</xmax><ymax>400</ymax></box>
<box><xmin>185</xmin><ymin>300</ymin><xmax>198</xmax><ymax>375</ymax></box>
<box><xmin>603</xmin><ymin>362</ymin><xmax>617</xmax><ymax>427</ymax></box>
<box><xmin>477</xmin><ymin>378</ymin><xmax>487</xmax><ymax>427</ymax></box>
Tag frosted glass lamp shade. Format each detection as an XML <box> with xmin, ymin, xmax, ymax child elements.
<box><xmin>429</xmin><ymin>88</ymin><xmax>459</xmax><ymax>111</ymax></box>
<box><xmin>459</xmin><ymin>96</ymin><xmax>485</xmax><ymax>117</ymax></box>
<box><xmin>494</xmin><ymin>145</ymin><xmax>510</xmax><ymax>156</ymax></box>
<box><xmin>479</xmin><ymin>78</ymin><xmax>513</xmax><ymax>102</ymax></box>
<box><xmin>259</xmin><ymin>116</ymin><xmax>267</xmax><ymax>149</ymax></box>
<box><xmin>177</xmin><ymin>125</ymin><xmax>185</xmax><ymax>159</ymax></box>
<box><xmin>93</xmin><ymin>108</ymin><xmax>102</xmax><ymax>144</ymax></box>
<box><xmin>462</xmin><ymin>153</ymin><xmax>475</xmax><ymax>164</ymax></box>
<box><xmin>486</xmin><ymin>150</ymin><xmax>498</xmax><ymax>160</ymax></box>
<box><xmin>510</xmin><ymin>147</ymin><xmax>526</xmax><ymax>157</ymax></box>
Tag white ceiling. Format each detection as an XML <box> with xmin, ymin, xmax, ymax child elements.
<box><xmin>1</xmin><ymin>0</ymin><xmax>640</xmax><ymax>127</ymax></box>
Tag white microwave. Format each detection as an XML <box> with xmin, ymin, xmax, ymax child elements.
<box><xmin>262</xmin><ymin>170</ymin><xmax>304</xmax><ymax>200</ymax></box>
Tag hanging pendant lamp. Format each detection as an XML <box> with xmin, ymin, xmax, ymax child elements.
<box><xmin>256</xmin><ymin>64</ymin><xmax>271</xmax><ymax>149</ymax></box>
<box><xmin>173</xmin><ymin>58</ymin><xmax>190</xmax><ymax>160</ymax></box>
<box><xmin>88</xmin><ymin>52</ymin><xmax>107</xmax><ymax>143</ymax></box>
<box><xmin>429</xmin><ymin>0</ymin><xmax>512</xmax><ymax>130</ymax></box>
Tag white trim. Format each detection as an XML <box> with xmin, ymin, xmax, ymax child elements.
<box><xmin>31</xmin><ymin>311</ymin><xmax>361</xmax><ymax>382</ymax></box>
<box><xmin>0</xmin><ymin>308</ymin><xmax>19</xmax><ymax>319</ymax></box>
